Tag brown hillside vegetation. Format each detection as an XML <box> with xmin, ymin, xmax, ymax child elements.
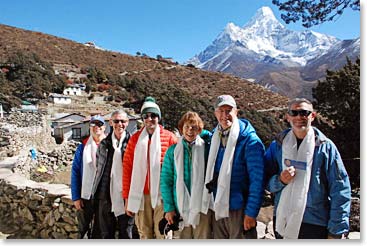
<box><xmin>0</xmin><ymin>24</ymin><xmax>288</xmax><ymax>110</ymax></box>
<box><xmin>0</xmin><ymin>23</ymin><xmax>290</xmax><ymax>145</ymax></box>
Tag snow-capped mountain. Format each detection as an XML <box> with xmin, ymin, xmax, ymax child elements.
<box><xmin>187</xmin><ymin>6</ymin><xmax>359</xmax><ymax>98</ymax></box>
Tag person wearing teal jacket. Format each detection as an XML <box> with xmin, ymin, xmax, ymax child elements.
<box><xmin>160</xmin><ymin>111</ymin><xmax>212</xmax><ymax>239</ymax></box>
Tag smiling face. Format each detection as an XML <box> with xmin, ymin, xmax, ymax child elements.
<box><xmin>142</xmin><ymin>112</ymin><xmax>159</xmax><ymax>134</ymax></box>
<box><xmin>286</xmin><ymin>102</ymin><xmax>316</xmax><ymax>138</ymax></box>
<box><xmin>110</xmin><ymin>112</ymin><xmax>129</xmax><ymax>140</ymax></box>
<box><xmin>214</xmin><ymin>105</ymin><xmax>238</xmax><ymax>130</ymax></box>
<box><xmin>182</xmin><ymin>123</ymin><xmax>201</xmax><ymax>142</ymax></box>
<box><xmin>90</xmin><ymin>121</ymin><xmax>106</xmax><ymax>141</ymax></box>
<box><xmin>178</xmin><ymin>111</ymin><xmax>204</xmax><ymax>143</ymax></box>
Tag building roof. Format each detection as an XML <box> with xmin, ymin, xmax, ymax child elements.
<box><xmin>49</xmin><ymin>93</ymin><xmax>71</xmax><ymax>98</ymax></box>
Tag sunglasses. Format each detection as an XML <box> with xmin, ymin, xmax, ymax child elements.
<box><xmin>113</xmin><ymin>119</ymin><xmax>128</xmax><ymax>124</ymax></box>
<box><xmin>90</xmin><ymin>121</ymin><xmax>104</xmax><ymax>127</ymax></box>
<box><xmin>142</xmin><ymin>113</ymin><xmax>158</xmax><ymax>120</ymax></box>
<box><xmin>288</xmin><ymin>110</ymin><xmax>312</xmax><ymax>117</ymax></box>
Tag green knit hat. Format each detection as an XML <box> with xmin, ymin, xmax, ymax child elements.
<box><xmin>141</xmin><ymin>96</ymin><xmax>161</xmax><ymax>119</ymax></box>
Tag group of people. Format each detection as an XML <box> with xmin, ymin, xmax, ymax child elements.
<box><xmin>71</xmin><ymin>95</ymin><xmax>351</xmax><ymax>240</ymax></box>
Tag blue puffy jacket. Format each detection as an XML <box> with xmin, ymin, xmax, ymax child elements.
<box><xmin>70</xmin><ymin>138</ymin><xmax>88</xmax><ymax>201</ymax></box>
<box><xmin>212</xmin><ymin>119</ymin><xmax>265</xmax><ymax>218</ymax></box>
<box><xmin>264</xmin><ymin>127</ymin><xmax>351</xmax><ymax>236</ymax></box>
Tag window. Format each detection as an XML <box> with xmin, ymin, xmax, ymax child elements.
<box><xmin>72</xmin><ymin>128</ymin><xmax>81</xmax><ymax>140</ymax></box>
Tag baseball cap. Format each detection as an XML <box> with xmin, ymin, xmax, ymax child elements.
<box><xmin>90</xmin><ymin>115</ymin><xmax>105</xmax><ymax>125</ymax></box>
<box><xmin>215</xmin><ymin>95</ymin><xmax>237</xmax><ymax>108</ymax></box>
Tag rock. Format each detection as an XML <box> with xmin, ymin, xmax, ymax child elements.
<box><xmin>61</xmin><ymin>214</ymin><xmax>75</xmax><ymax>225</ymax></box>
<box><xmin>58</xmin><ymin>203</ymin><xmax>64</xmax><ymax>213</ymax></box>
<box><xmin>69</xmin><ymin>233</ymin><xmax>79</xmax><ymax>239</ymax></box>
<box><xmin>30</xmin><ymin>193</ymin><xmax>44</xmax><ymax>201</ymax></box>
<box><xmin>52</xmin><ymin>231</ymin><xmax>67</xmax><ymax>239</ymax></box>
<box><xmin>43</xmin><ymin>211</ymin><xmax>55</xmax><ymax>227</ymax></box>
<box><xmin>22</xmin><ymin>224</ymin><xmax>33</xmax><ymax>232</ymax></box>
<box><xmin>40</xmin><ymin>229</ymin><xmax>49</xmax><ymax>239</ymax></box>
<box><xmin>22</xmin><ymin>207</ymin><xmax>34</xmax><ymax>221</ymax></box>
<box><xmin>348</xmin><ymin>232</ymin><xmax>360</xmax><ymax>239</ymax></box>
<box><xmin>54</xmin><ymin>209</ymin><xmax>61</xmax><ymax>221</ymax></box>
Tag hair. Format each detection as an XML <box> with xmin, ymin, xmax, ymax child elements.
<box><xmin>111</xmin><ymin>110</ymin><xmax>128</xmax><ymax>119</ymax></box>
<box><xmin>177</xmin><ymin>111</ymin><xmax>204</xmax><ymax>135</ymax></box>
<box><xmin>287</xmin><ymin>98</ymin><xmax>314</xmax><ymax>111</ymax></box>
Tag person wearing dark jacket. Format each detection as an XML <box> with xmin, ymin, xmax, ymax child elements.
<box><xmin>71</xmin><ymin>115</ymin><xmax>106</xmax><ymax>238</ymax></box>
<box><xmin>91</xmin><ymin>110</ymin><xmax>137</xmax><ymax>239</ymax></box>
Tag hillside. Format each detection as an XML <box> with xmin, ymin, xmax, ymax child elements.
<box><xmin>0</xmin><ymin>23</ymin><xmax>290</xmax><ymax>144</ymax></box>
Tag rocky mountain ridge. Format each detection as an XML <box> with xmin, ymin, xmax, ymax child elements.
<box><xmin>188</xmin><ymin>6</ymin><xmax>360</xmax><ymax>98</ymax></box>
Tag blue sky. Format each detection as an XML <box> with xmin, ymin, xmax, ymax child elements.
<box><xmin>0</xmin><ymin>0</ymin><xmax>361</xmax><ymax>64</ymax></box>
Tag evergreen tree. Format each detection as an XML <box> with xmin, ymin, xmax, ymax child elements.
<box><xmin>312</xmin><ymin>57</ymin><xmax>360</xmax><ymax>159</ymax></box>
<box><xmin>5</xmin><ymin>51</ymin><xmax>65</xmax><ymax>99</ymax></box>
<box><xmin>272</xmin><ymin>0</ymin><xmax>360</xmax><ymax>27</ymax></box>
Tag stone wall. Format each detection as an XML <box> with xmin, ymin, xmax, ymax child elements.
<box><xmin>0</xmin><ymin>168</ymin><xmax>78</xmax><ymax>239</ymax></box>
<box><xmin>0</xmin><ymin>111</ymin><xmax>57</xmax><ymax>161</ymax></box>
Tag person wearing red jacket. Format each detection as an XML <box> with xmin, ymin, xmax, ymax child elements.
<box><xmin>123</xmin><ymin>96</ymin><xmax>177</xmax><ymax>239</ymax></box>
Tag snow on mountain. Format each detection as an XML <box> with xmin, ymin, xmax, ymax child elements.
<box><xmin>188</xmin><ymin>6</ymin><xmax>340</xmax><ymax>67</ymax></box>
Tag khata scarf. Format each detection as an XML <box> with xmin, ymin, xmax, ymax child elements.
<box><xmin>81</xmin><ymin>137</ymin><xmax>97</xmax><ymax>200</ymax></box>
<box><xmin>174</xmin><ymin>136</ymin><xmax>205</xmax><ymax>227</ymax></box>
<box><xmin>110</xmin><ymin>131</ymin><xmax>126</xmax><ymax>217</ymax></box>
<box><xmin>276</xmin><ymin>128</ymin><xmax>315</xmax><ymax>239</ymax></box>
<box><xmin>127</xmin><ymin>126</ymin><xmax>161</xmax><ymax>212</ymax></box>
<box><xmin>202</xmin><ymin>118</ymin><xmax>240</xmax><ymax>220</ymax></box>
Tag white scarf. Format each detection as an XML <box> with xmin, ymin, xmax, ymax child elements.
<box><xmin>276</xmin><ymin>128</ymin><xmax>315</xmax><ymax>239</ymax></box>
<box><xmin>110</xmin><ymin>132</ymin><xmax>126</xmax><ymax>217</ymax></box>
<box><xmin>81</xmin><ymin>137</ymin><xmax>98</xmax><ymax>200</ymax></box>
<box><xmin>202</xmin><ymin>118</ymin><xmax>240</xmax><ymax>220</ymax></box>
<box><xmin>127</xmin><ymin>126</ymin><xmax>161</xmax><ymax>213</ymax></box>
<box><xmin>174</xmin><ymin>136</ymin><xmax>205</xmax><ymax>227</ymax></box>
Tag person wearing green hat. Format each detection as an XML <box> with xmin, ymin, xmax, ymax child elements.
<box><xmin>123</xmin><ymin>96</ymin><xmax>177</xmax><ymax>239</ymax></box>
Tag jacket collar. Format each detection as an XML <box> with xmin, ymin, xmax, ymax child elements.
<box><xmin>275</xmin><ymin>127</ymin><xmax>327</xmax><ymax>147</ymax></box>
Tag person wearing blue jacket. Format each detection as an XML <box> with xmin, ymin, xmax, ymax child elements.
<box><xmin>264</xmin><ymin>98</ymin><xmax>351</xmax><ymax>239</ymax></box>
<box><xmin>71</xmin><ymin>115</ymin><xmax>106</xmax><ymax>238</ymax></box>
<box><xmin>202</xmin><ymin>95</ymin><xmax>265</xmax><ymax>239</ymax></box>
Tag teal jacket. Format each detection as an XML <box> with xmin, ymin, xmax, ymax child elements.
<box><xmin>160</xmin><ymin>130</ymin><xmax>211</xmax><ymax>213</ymax></box>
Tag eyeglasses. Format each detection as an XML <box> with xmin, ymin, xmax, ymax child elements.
<box><xmin>142</xmin><ymin>113</ymin><xmax>158</xmax><ymax>120</ymax></box>
<box><xmin>113</xmin><ymin>119</ymin><xmax>128</xmax><ymax>124</ymax></box>
<box><xmin>90</xmin><ymin>121</ymin><xmax>104</xmax><ymax>127</ymax></box>
<box><xmin>288</xmin><ymin>110</ymin><xmax>312</xmax><ymax>117</ymax></box>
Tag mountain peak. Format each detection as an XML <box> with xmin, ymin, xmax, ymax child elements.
<box><xmin>244</xmin><ymin>6</ymin><xmax>283</xmax><ymax>29</ymax></box>
<box><xmin>256</xmin><ymin>6</ymin><xmax>276</xmax><ymax>19</ymax></box>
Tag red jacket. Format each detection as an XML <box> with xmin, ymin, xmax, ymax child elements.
<box><xmin>122</xmin><ymin>125</ymin><xmax>177</xmax><ymax>198</ymax></box>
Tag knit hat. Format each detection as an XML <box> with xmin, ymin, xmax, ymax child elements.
<box><xmin>141</xmin><ymin>96</ymin><xmax>161</xmax><ymax>119</ymax></box>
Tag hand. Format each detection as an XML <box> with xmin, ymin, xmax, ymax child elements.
<box><xmin>124</xmin><ymin>199</ymin><xmax>135</xmax><ymax>216</ymax></box>
<box><xmin>243</xmin><ymin>215</ymin><xmax>256</xmax><ymax>231</ymax></box>
<box><xmin>165</xmin><ymin>211</ymin><xmax>176</xmax><ymax>225</ymax></box>
<box><xmin>73</xmin><ymin>199</ymin><xmax>83</xmax><ymax>210</ymax></box>
<box><xmin>279</xmin><ymin>166</ymin><xmax>296</xmax><ymax>184</ymax></box>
